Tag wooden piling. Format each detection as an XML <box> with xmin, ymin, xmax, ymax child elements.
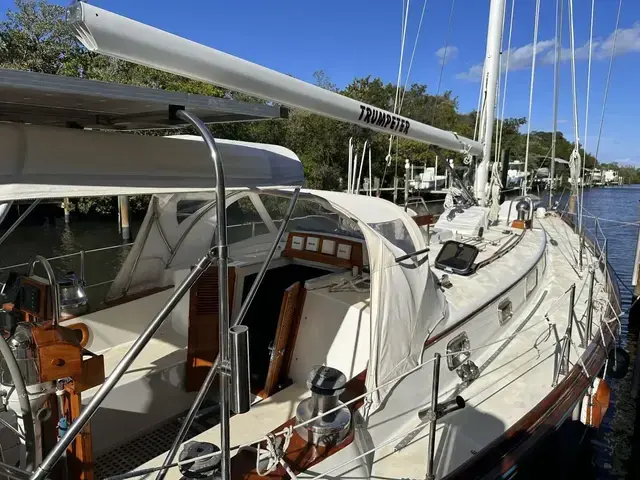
<box><xmin>119</xmin><ymin>195</ymin><xmax>131</xmax><ymax>241</ymax></box>
<box><xmin>63</xmin><ymin>198</ymin><xmax>71</xmax><ymax>225</ymax></box>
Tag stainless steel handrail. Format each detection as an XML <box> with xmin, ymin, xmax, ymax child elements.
<box><xmin>176</xmin><ymin>110</ymin><xmax>232</xmax><ymax>480</ymax></box>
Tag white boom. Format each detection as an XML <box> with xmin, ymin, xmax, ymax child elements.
<box><xmin>67</xmin><ymin>2</ymin><xmax>483</xmax><ymax>157</ymax></box>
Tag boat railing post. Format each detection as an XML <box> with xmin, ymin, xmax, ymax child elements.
<box><xmin>425</xmin><ymin>353</ymin><xmax>441</xmax><ymax>480</ymax></box>
<box><xmin>79</xmin><ymin>250</ymin><xmax>86</xmax><ymax>285</ymax></box>
<box><xmin>559</xmin><ymin>284</ymin><xmax>576</xmax><ymax>377</ymax></box>
<box><xmin>176</xmin><ymin>110</ymin><xmax>232</xmax><ymax>480</ymax></box>
<box><xmin>582</xmin><ymin>269</ymin><xmax>596</xmax><ymax>348</ymax></box>
<box><xmin>579</xmin><ymin>225</ymin><xmax>584</xmax><ymax>271</ymax></box>
<box><xmin>404</xmin><ymin>159</ymin><xmax>410</xmax><ymax>211</ymax></box>
<box><xmin>602</xmin><ymin>237</ymin><xmax>609</xmax><ymax>296</ymax></box>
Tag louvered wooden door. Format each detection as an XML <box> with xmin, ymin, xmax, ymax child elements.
<box><xmin>185</xmin><ymin>265</ymin><xmax>235</xmax><ymax>392</ymax></box>
<box><xmin>262</xmin><ymin>282</ymin><xmax>301</xmax><ymax>397</ymax></box>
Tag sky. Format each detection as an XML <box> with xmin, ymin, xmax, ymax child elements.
<box><xmin>2</xmin><ymin>0</ymin><xmax>640</xmax><ymax>165</ymax></box>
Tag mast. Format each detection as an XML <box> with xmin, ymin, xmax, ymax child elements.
<box><xmin>67</xmin><ymin>2</ymin><xmax>482</xmax><ymax>157</ymax></box>
<box><xmin>476</xmin><ymin>0</ymin><xmax>507</xmax><ymax>205</ymax></box>
<box><xmin>549</xmin><ymin>0</ymin><xmax>563</xmax><ymax>207</ymax></box>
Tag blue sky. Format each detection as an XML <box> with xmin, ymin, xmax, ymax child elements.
<box><xmin>3</xmin><ymin>0</ymin><xmax>639</xmax><ymax>165</ymax></box>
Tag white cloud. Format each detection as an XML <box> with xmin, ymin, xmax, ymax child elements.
<box><xmin>435</xmin><ymin>46</ymin><xmax>458</xmax><ymax>65</ymax></box>
<box><xmin>456</xmin><ymin>63</ymin><xmax>483</xmax><ymax>81</ymax></box>
<box><xmin>457</xmin><ymin>22</ymin><xmax>640</xmax><ymax>82</ymax></box>
<box><xmin>457</xmin><ymin>39</ymin><xmax>555</xmax><ymax>81</ymax></box>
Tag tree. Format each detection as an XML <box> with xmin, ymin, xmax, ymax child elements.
<box><xmin>0</xmin><ymin>0</ymin><xmax>83</xmax><ymax>75</ymax></box>
<box><xmin>2</xmin><ymin>0</ymin><xmax>624</xmax><ymax>216</ymax></box>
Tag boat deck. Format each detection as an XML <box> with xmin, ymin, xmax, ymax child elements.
<box><xmin>429</xmin><ymin>225</ymin><xmax>545</xmax><ymax>327</ymax></box>
<box><xmin>364</xmin><ymin>214</ymin><xmax>613</xmax><ymax>478</ymax></box>
<box><xmin>123</xmin><ymin>214</ymin><xmax>614</xmax><ymax>479</ymax></box>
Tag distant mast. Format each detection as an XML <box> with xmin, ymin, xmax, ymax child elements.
<box><xmin>476</xmin><ymin>0</ymin><xmax>507</xmax><ymax>205</ymax></box>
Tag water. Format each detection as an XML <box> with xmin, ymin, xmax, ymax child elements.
<box><xmin>1</xmin><ymin>188</ymin><xmax>639</xmax><ymax>478</ymax></box>
<box><xmin>0</xmin><ymin>218</ymin><xmax>141</xmax><ymax>305</ymax></box>
<box><xmin>575</xmin><ymin>185</ymin><xmax>640</xmax><ymax>480</ymax></box>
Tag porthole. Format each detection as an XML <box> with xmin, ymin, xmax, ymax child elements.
<box><xmin>498</xmin><ymin>299</ymin><xmax>513</xmax><ymax>325</ymax></box>
<box><xmin>446</xmin><ymin>332</ymin><xmax>471</xmax><ymax>371</ymax></box>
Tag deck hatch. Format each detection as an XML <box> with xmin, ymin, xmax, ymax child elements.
<box><xmin>434</xmin><ymin>240</ymin><xmax>479</xmax><ymax>276</ymax></box>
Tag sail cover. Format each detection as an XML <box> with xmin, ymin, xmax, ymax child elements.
<box><xmin>0</xmin><ymin>124</ymin><xmax>303</xmax><ymax>201</ymax></box>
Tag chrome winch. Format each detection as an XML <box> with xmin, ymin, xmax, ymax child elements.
<box><xmin>295</xmin><ymin>365</ymin><xmax>351</xmax><ymax>446</ymax></box>
<box><xmin>57</xmin><ymin>272</ymin><xmax>89</xmax><ymax>317</ymax></box>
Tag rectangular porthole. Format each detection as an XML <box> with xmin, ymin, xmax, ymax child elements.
<box><xmin>498</xmin><ymin>299</ymin><xmax>513</xmax><ymax>325</ymax></box>
<box><xmin>446</xmin><ymin>332</ymin><xmax>471</xmax><ymax>371</ymax></box>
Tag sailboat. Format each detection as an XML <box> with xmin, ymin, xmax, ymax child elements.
<box><xmin>0</xmin><ymin>1</ymin><xmax>624</xmax><ymax>479</ymax></box>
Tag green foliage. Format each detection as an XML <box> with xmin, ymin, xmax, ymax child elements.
<box><xmin>70</xmin><ymin>196</ymin><xmax>150</xmax><ymax>216</ymax></box>
<box><xmin>2</xmin><ymin>0</ymin><xmax>638</xmax><ymax>219</ymax></box>
<box><xmin>0</xmin><ymin>0</ymin><xmax>83</xmax><ymax>74</ymax></box>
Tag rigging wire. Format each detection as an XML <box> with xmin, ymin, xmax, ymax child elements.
<box><xmin>492</xmin><ymin>0</ymin><xmax>508</xmax><ymax>163</ymax></box>
<box><xmin>549</xmin><ymin>0</ymin><xmax>564</xmax><ymax>207</ymax></box>
<box><xmin>495</xmin><ymin>0</ymin><xmax>516</xmax><ymax>161</ymax></box>
<box><xmin>379</xmin><ymin>0</ymin><xmax>411</xmax><ymax>196</ymax></box>
<box><xmin>579</xmin><ymin>0</ymin><xmax>596</xmax><ymax>229</ymax></box>
<box><xmin>567</xmin><ymin>0</ymin><xmax>582</xmax><ymax>230</ymax></box>
<box><xmin>473</xmin><ymin>66</ymin><xmax>485</xmax><ymax>141</ymax></box>
<box><xmin>393</xmin><ymin>0</ymin><xmax>410</xmax><ymax>116</ymax></box>
<box><xmin>399</xmin><ymin>0</ymin><xmax>430</xmax><ymax>112</ymax></box>
<box><xmin>594</xmin><ymin>0</ymin><xmax>624</xmax><ymax>162</ymax></box>
<box><xmin>522</xmin><ymin>0</ymin><xmax>542</xmax><ymax>196</ymax></box>
<box><xmin>429</xmin><ymin>0</ymin><xmax>457</xmax><ymax>126</ymax></box>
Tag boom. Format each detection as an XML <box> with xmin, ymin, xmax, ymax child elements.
<box><xmin>68</xmin><ymin>3</ymin><xmax>483</xmax><ymax>157</ymax></box>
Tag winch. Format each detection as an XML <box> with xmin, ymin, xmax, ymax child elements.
<box><xmin>516</xmin><ymin>199</ymin><xmax>530</xmax><ymax>222</ymax></box>
<box><xmin>295</xmin><ymin>365</ymin><xmax>351</xmax><ymax>446</ymax></box>
<box><xmin>57</xmin><ymin>272</ymin><xmax>89</xmax><ymax>318</ymax></box>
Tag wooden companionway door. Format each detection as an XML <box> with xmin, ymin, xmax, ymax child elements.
<box><xmin>262</xmin><ymin>282</ymin><xmax>303</xmax><ymax>397</ymax></box>
<box><xmin>186</xmin><ymin>265</ymin><xmax>235</xmax><ymax>392</ymax></box>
